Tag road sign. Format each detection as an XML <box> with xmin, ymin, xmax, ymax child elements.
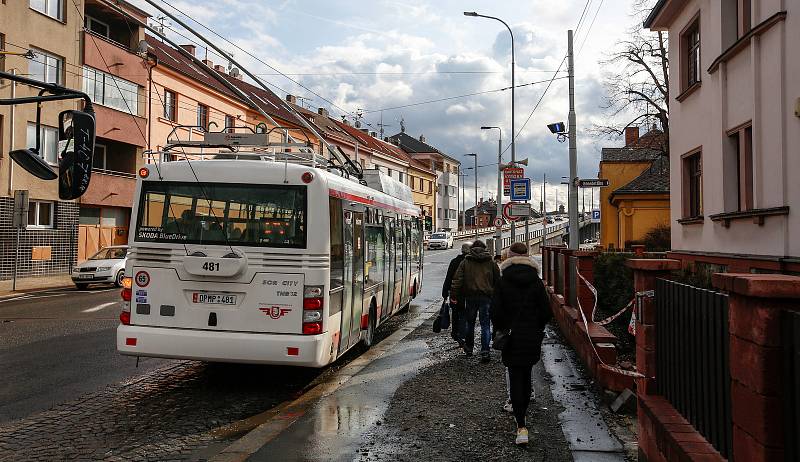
<box><xmin>502</xmin><ymin>202</ymin><xmax>528</xmax><ymax>221</ymax></box>
<box><xmin>592</xmin><ymin>209</ymin><xmax>601</xmax><ymax>220</ymax></box>
<box><xmin>12</xmin><ymin>190</ymin><xmax>29</xmax><ymax>229</ymax></box>
<box><xmin>578</xmin><ymin>178</ymin><xmax>610</xmax><ymax>188</ymax></box>
<box><xmin>503</xmin><ymin>167</ymin><xmax>524</xmax><ymax>196</ymax></box>
<box><xmin>494</xmin><ymin>217</ymin><xmax>504</xmax><ymax>227</ymax></box>
<box><xmin>509</xmin><ymin>178</ymin><xmax>531</xmax><ymax>201</ymax></box>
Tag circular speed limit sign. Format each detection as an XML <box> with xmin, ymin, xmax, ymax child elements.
<box><xmin>135</xmin><ymin>271</ymin><xmax>150</xmax><ymax>287</ymax></box>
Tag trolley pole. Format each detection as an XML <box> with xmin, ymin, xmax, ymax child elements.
<box><xmin>567</xmin><ymin>30</ymin><xmax>579</xmax><ymax>250</ymax></box>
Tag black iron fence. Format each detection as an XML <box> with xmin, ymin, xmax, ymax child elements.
<box><xmin>782</xmin><ymin>310</ymin><xmax>800</xmax><ymax>462</ymax></box>
<box><xmin>655</xmin><ymin>278</ymin><xmax>733</xmax><ymax>459</ymax></box>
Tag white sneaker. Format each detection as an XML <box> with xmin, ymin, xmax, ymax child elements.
<box><xmin>515</xmin><ymin>427</ymin><xmax>529</xmax><ymax>445</ymax></box>
<box><xmin>503</xmin><ymin>400</ymin><xmax>513</xmax><ymax>413</ymax></box>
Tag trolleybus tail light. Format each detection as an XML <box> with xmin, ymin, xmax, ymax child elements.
<box><xmin>120</xmin><ymin>276</ymin><xmax>132</xmax><ymax>324</ymax></box>
<box><xmin>302</xmin><ymin>285</ymin><xmax>324</xmax><ymax>335</ymax></box>
<box><xmin>301</xmin><ymin>171</ymin><xmax>314</xmax><ymax>183</ymax></box>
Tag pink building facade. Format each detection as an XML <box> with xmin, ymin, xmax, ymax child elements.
<box><xmin>646</xmin><ymin>0</ymin><xmax>800</xmax><ymax>273</ymax></box>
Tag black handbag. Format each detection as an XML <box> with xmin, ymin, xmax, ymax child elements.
<box><xmin>432</xmin><ymin>314</ymin><xmax>442</xmax><ymax>333</ymax></box>
<box><xmin>492</xmin><ymin>302</ymin><xmax>523</xmax><ymax>351</ymax></box>
<box><xmin>492</xmin><ymin>329</ymin><xmax>511</xmax><ymax>351</ymax></box>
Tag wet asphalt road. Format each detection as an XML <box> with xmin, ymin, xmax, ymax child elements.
<box><xmin>0</xmin><ymin>246</ymin><xmax>460</xmax><ymax>461</ymax></box>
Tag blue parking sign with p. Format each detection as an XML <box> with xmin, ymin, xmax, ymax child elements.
<box><xmin>510</xmin><ymin>178</ymin><xmax>531</xmax><ymax>201</ymax></box>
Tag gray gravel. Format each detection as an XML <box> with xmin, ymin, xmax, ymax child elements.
<box><xmin>355</xmin><ymin>316</ymin><xmax>573</xmax><ymax>462</ymax></box>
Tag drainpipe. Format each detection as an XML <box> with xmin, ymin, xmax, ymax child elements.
<box><xmin>7</xmin><ymin>69</ymin><xmax>16</xmax><ymax>195</ymax></box>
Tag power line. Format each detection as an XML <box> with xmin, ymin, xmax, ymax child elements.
<box><xmin>578</xmin><ymin>0</ymin><xmax>605</xmax><ymax>56</ymax></box>
<box><xmin>363</xmin><ymin>76</ymin><xmax>568</xmax><ymax>114</ymax></box>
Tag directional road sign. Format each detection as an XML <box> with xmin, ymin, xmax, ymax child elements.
<box><xmin>578</xmin><ymin>178</ymin><xmax>610</xmax><ymax>188</ymax></box>
<box><xmin>494</xmin><ymin>217</ymin><xmax>504</xmax><ymax>228</ymax></box>
<box><xmin>502</xmin><ymin>202</ymin><xmax>528</xmax><ymax>221</ymax></box>
<box><xmin>510</xmin><ymin>178</ymin><xmax>531</xmax><ymax>201</ymax></box>
<box><xmin>503</xmin><ymin>167</ymin><xmax>524</xmax><ymax>196</ymax></box>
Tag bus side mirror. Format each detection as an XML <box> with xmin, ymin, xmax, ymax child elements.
<box><xmin>8</xmin><ymin>109</ymin><xmax>58</xmax><ymax>180</ymax></box>
<box><xmin>57</xmin><ymin>109</ymin><xmax>95</xmax><ymax>200</ymax></box>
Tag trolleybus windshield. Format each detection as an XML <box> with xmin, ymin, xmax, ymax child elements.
<box><xmin>134</xmin><ymin>181</ymin><xmax>307</xmax><ymax>248</ymax></box>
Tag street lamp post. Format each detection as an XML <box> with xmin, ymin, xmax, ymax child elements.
<box><xmin>465</xmin><ymin>11</ymin><xmax>516</xmax><ymax>240</ymax></box>
<box><xmin>482</xmin><ymin>126</ymin><xmax>502</xmax><ymax>256</ymax></box>
<box><xmin>465</xmin><ymin>153</ymin><xmax>478</xmax><ymax>240</ymax></box>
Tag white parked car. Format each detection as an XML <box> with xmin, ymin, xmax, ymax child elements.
<box><xmin>427</xmin><ymin>232</ymin><xmax>453</xmax><ymax>250</ymax></box>
<box><xmin>72</xmin><ymin>246</ymin><xmax>128</xmax><ymax>289</ymax></box>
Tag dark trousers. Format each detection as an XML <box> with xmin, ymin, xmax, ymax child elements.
<box><xmin>461</xmin><ymin>296</ymin><xmax>492</xmax><ymax>353</ymax></box>
<box><xmin>508</xmin><ymin>365</ymin><xmax>533</xmax><ymax>427</ymax></box>
<box><xmin>450</xmin><ymin>303</ymin><xmax>463</xmax><ymax>342</ymax></box>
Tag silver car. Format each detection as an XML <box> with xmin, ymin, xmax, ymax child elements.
<box><xmin>72</xmin><ymin>246</ymin><xmax>128</xmax><ymax>289</ymax></box>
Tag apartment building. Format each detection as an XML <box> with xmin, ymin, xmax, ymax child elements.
<box><xmin>388</xmin><ymin>131</ymin><xmax>460</xmax><ymax>231</ymax></box>
<box><xmin>0</xmin><ymin>0</ymin><xmax>84</xmax><ymax>278</ymax></box>
<box><xmin>646</xmin><ymin>0</ymin><xmax>800</xmax><ymax>273</ymax></box>
<box><xmin>77</xmin><ymin>0</ymin><xmax>148</xmax><ymax>260</ymax></box>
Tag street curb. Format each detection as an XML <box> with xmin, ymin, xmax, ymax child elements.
<box><xmin>0</xmin><ymin>284</ymin><xmax>75</xmax><ymax>301</ymax></box>
<box><xmin>209</xmin><ymin>300</ymin><xmax>440</xmax><ymax>462</ymax></box>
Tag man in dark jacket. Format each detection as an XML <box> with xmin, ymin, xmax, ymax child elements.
<box><xmin>491</xmin><ymin>242</ymin><xmax>552</xmax><ymax>446</ymax></box>
<box><xmin>450</xmin><ymin>240</ymin><xmax>500</xmax><ymax>361</ymax></box>
<box><xmin>442</xmin><ymin>242</ymin><xmax>471</xmax><ymax>346</ymax></box>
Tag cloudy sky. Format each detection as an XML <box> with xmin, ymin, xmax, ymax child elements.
<box><xmin>133</xmin><ymin>0</ymin><xmax>652</xmax><ymax>212</ymax></box>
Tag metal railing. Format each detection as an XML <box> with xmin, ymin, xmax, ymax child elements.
<box><xmin>656</xmin><ymin>278</ymin><xmax>733</xmax><ymax>460</ymax></box>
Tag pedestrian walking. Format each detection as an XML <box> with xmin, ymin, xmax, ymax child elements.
<box><xmin>450</xmin><ymin>239</ymin><xmax>500</xmax><ymax>363</ymax></box>
<box><xmin>442</xmin><ymin>242</ymin><xmax>471</xmax><ymax>347</ymax></box>
<box><xmin>491</xmin><ymin>242</ymin><xmax>551</xmax><ymax>446</ymax></box>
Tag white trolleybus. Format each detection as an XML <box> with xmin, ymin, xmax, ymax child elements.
<box><xmin>117</xmin><ymin>130</ymin><xmax>423</xmax><ymax>367</ymax></box>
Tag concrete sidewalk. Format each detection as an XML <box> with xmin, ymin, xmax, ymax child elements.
<box><xmin>0</xmin><ymin>273</ymin><xmax>74</xmax><ymax>298</ymax></box>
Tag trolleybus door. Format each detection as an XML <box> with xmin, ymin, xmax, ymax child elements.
<box><xmin>340</xmin><ymin>210</ymin><xmax>354</xmax><ymax>350</ymax></box>
<box><xmin>382</xmin><ymin>217</ymin><xmax>395</xmax><ymax>321</ymax></box>
<box><xmin>349</xmin><ymin>211</ymin><xmax>365</xmax><ymax>348</ymax></box>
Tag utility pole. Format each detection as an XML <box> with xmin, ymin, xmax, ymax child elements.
<box><xmin>495</xmin><ymin>137</ymin><xmax>502</xmax><ymax>256</ymax></box>
<box><xmin>541</xmin><ymin>173</ymin><xmax>547</xmax><ymax>252</ymax></box>
<box><xmin>567</xmin><ymin>29</ymin><xmax>579</xmax><ymax>250</ymax></box>
<box><xmin>474</xmin><ymin>157</ymin><xmax>478</xmax><ymax>240</ymax></box>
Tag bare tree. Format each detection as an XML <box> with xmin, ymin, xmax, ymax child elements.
<box><xmin>594</xmin><ymin>0</ymin><xmax>669</xmax><ymax>154</ymax></box>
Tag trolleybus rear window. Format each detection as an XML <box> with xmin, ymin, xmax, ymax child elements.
<box><xmin>135</xmin><ymin>182</ymin><xmax>307</xmax><ymax>248</ymax></box>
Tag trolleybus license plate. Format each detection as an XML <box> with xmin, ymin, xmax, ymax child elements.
<box><xmin>192</xmin><ymin>292</ymin><xmax>237</xmax><ymax>305</ymax></box>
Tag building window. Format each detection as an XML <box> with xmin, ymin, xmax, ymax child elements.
<box><xmin>225</xmin><ymin>114</ymin><xmax>236</xmax><ymax>133</ymax></box>
<box><xmin>29</xmin><ymin>48</ymin><xmax>63</xmax><ymax>85</ymax></box>
<box><xmin>163</xmin><ymin>89</ymin><xmax>177</xmax><ymax>122</ymax></box>
<box><xmin>409</xmin><ymin>176</ymin><xmax>415</xmax><ymax>189</ymax></box>
<box><xmin>683</xmin><ymin>151</ymin><xmax>703</xmax><ymax>218</ymax></box>
<box><xmin>738</xmin><ymin>0</ymin><xmax>751</xmax><ymax>37</ymax></box>
<box><xmin>82</xmin><ymin>67</ymin><xmax>139</xmax><ymax>115</ymax></box>
<box><xmin>387</xmin><ymin>168</ymin><xmax>392</xmax><ymax>178</ymax></box>
<box><xmin>196</xmin><ymin>104</ymin><xmax>209</xmax><ymax>130</ymax></box>
<box><xmin>85</xmin><ymin>16</ymin><xmax>110</xmax><ymax>38</ymax></box>
<box><xmin>30</xmin><ymin>0</ymin><xmax>63</xmax><ymax>21</ymax></box>
<box><xmin>92</xmin><ymin>143</ymin><xmax>107</xmax><ymax>170</ymax></box>
<box><xmin>28</xmin><ymin>200</ymin><xmax>54</xmax><ymax>228</ymax></box>
<box><xmin>27</xmin><ymin>122</ymin><xmax>59</xmax><ymax>165</ymax></box>
<box><xmin>428</xmin><ymin>181</ymin><xmax>432</xmax><ymax>194</ymax></box>
<box><xmin>0</xmin><ymin>34</ymin><xmax>5</xmax><ymax>73</ymax></box>
<box><xmin>682</xmin><ymin>18</ymin><xmax>701</xmax><ymax>90</ymax></box>
<box><xmin>398</xmin><ymin>172</ymin><xmax>404</xmax><ymax>183</ymax></box>
<box><xmin>729</xmin><ymin>125</ymin><xmax>753</xmax><ymax>211</ymax></box>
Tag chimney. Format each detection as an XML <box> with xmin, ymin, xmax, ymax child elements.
<box><xmin>202</xmin><ymin>59</ymin><xmax>213</xmax><ymax>68</ymax></box>
<box><xmin>286</xmin><ymin>94</ymin><xmax>297</xmax><ymax>104</ymax></box>
<box><xmin>370</xmin><ymin>131</ymin><xmax>378</xmax><ymax>138</ymax></box>
<box><xmin>180</xmin><ymin>44</ymin><xmax>196</xmax><ymax>56</ymax></box>
<box><xmin>419</xmin><ymin>134</ymin><xmax>426</xmax><ymax>143</ymax></box>
<box><xmin>214</xmin><ymin>64</ymin><xmax>226</xmax><ymax>74</ymax></box>
<box><xmin>624</xmin><ymin>126</ymin><xmax>640</xmax><ymax>146</ymax></box>
<box><xmin>317</xmin><ymin>107</ymin><xmax>329</xmax><ymax>117</ymax></box>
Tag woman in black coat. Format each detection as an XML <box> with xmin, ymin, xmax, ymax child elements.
<box><xmin>491</xmin><ymin>242</ymin><xmax>552</xmax><ymax>445</ymax></box>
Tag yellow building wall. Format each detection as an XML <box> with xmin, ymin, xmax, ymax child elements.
<box><xmin>598</xmin><ymin>161</ymin><xmax>653</xmax><ymax>249</ymax></box>
<box><xmin>613</xmin><ymin>196</ymin><xmax>671</xmax><ymax>248</ymax></box>
<box><xmin>409</xmin><ymin>166</ymin><xmax>436</xmax><ymax>230</ymax></box>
